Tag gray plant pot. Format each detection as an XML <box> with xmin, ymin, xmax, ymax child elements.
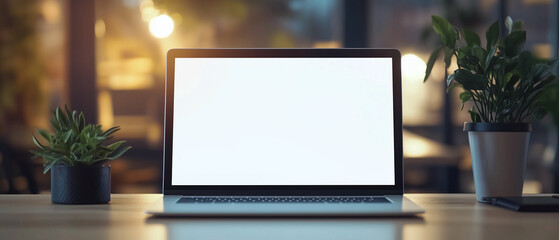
<box><xmin>464</xmin><ymin>122</ymin><xmax>531</xmax><ymax>202</ymax></box>
<box><xmin>51</xmin><ymin>164</ymin><xmax>111</xmax><ymax>204</ymax></box>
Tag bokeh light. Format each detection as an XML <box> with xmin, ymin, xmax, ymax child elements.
<box><xmin>149</xmin><ymin>14</ymin><xmax>174</xmax><ymax>38</ymax></box>
<box><xmin>402</xmin><ymin>53</ymin><xmax>426</xmax><ymax>80</ymax></box>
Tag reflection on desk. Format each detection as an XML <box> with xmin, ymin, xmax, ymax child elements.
<box><xmin>1</xmin><ymin>194</ymin><xmax>558</xmax><ymax>240</ymax></box>
<box><xmin>147</xmin><ymin>218</ymin><xmax>415</xmax><ymax>240</ymax></box>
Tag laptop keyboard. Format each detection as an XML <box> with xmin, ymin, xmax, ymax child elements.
<box><xmin>177</xmin><ymin>196</ymin><xmax>390</xmax><ymax>204</ymax></box>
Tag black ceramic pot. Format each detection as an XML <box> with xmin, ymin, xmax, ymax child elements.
<box><xmin>51</xmin><ymin>164</ymin><xmax>110</xmax><ymax>204</ymax></box>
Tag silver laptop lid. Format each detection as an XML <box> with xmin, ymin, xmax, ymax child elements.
<box><xmin>163</xmin><ymin>49</ymin><xmax>403</xmax><ymax>196</ymax></box>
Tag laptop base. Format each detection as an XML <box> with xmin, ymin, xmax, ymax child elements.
<box><xmin>146</xmin><ymin>195</ymin><xmax>424</xmax><ymax>217</ymax></box>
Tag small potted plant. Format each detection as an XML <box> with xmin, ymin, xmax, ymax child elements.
<box><xmin>31</xmin><ymin>106</ymin><xmax>131</xmax><ymax>204</ymax></box>
<box><xmin>424</xmin><ymin>16</ymin><xmax>558</xmax><ymax>202</ymax></box>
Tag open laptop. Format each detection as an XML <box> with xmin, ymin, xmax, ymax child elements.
<box><xmin>146</xmin><ymin>48</ymin><xmax>424</xmax><ymax>216</ymax></box>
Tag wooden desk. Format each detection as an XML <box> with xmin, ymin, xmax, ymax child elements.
<box><xmin>0</xmin><ymin>194</ymin><xmax>557</xmax><ymax>240</ymax></box>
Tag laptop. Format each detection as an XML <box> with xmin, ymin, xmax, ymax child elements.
<box><xmin>146</xmin><ymin>48</ymin><xmax>424</xmax><ymax>217</ymax></box>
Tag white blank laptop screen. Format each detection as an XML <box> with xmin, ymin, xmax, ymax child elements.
<box><xmin>172</xmin><ymin>58</ymin><xmax>395</xmax><ymax>185</ymax></box>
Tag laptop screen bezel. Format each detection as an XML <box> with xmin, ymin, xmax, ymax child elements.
<box><xmin>163</xmin><ymin>48</ymin><xmax>403</xmax><ymax>195</ymax></box>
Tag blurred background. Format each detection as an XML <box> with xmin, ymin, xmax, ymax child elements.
<box><xmin>1</xmin><ymin>0</ymin><xmax>558</xmax><ymax>194</ymax></box>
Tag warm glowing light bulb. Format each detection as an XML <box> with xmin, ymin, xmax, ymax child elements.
<box><xmin>402</xmin><ymin>54</ymin><xmax>427</xmax><ymax>80</ymax></box>
<box><xmin>149</xmin><ymin>14</ymin><xmax>174</xmax><ymax>38</ymax></box>
<box><xmin>401</xmin><ymin>53</ymin><xmax>430</xmax><ymax>125</ymax></box>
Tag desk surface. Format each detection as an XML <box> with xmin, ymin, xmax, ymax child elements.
<box><xmin>0</xmin><ymin>194</ymin><xmax>557</xmax><ymax>240</ymax></box>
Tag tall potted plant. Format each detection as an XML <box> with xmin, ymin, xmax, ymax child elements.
<box><xmin>31</xmin><ymin>106</ymin><xmax>131</xmax><ymax>204</ymax></box>
<box><xmin>424</xmin><ymin>16</ymin><xmax>558</xmax><ymax>202</ymax></box>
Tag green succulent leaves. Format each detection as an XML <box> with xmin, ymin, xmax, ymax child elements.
<box><xmin>31</xmin><ymin>106</ymin><xmax>131</xmax><ymax>173</ymax></box>
<box><xmin>424</xmin><ymin>16</ymin><xmax>558</xmax><ymax>123</ymax></box>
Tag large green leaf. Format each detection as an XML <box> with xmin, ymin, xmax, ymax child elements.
<box><xmin>459</xmin><ymin>91</ymin><xmax>472</xmax><ymax>110</ymax></box>
<box><xmin>458</xmin><ymin>46</ymin><xmax>470</xmax><ymax>60</ymax></box>
<box><xmin>457</xmin><ymin>56</ymin><xmax>478</xmax><ymax>73</ymax></box>
<box><xmin>463</xmin><ymin>29</ymin><xmax>481</xmax><ymax>47</ymax></box>
<box><xmin>55</xmin><ymin>107</ymin><xmax>64</xmax><ymax>126</ymax></box>
<box><xmin>79</xmin><ymin>112</ymin><xmax>86</xmax><ymax>130</ymax></box>
<box><xmin>516</xmin><ymin>51</ymin><xmax>533</xmax><ymax>77</ymax></box>
<box><xmin>504</xmin><ymin>31</ymin><xmax>526</xmax><ymax>57</ymax></box>
<box><xmin>62</xmin><ymin>106</ymin><xmax>72</xmax><ymax>128</ymax></box>
<box><xmin>453</xmin><ymin>69</ymin><xmax>486</xmax><ymax>90</ymax></box>
<box><xmin>471</xmin><ymin>46</ymin><xmax>486</xmax><ymax>66</ymax></box>
<box><xmin>50</xmin><ymin>118</ymin><xmax>61</xmax><ymax>132</ymax></box>
<box><xmin>43</xmin><ymin>161</ymin><xmax>58</xmax><ymax>174</ymax></box>
<box><xmin>443</xmin><ymin>48</ymin><xmax>454</xmax><ymax>68</ymax></box>
<box><xmin>485</xmin><ymin>21</ymin><xmax>499</xmax><ymax>50</ymax></box>
<box><xmin>457</xmin><ymin>46</ymin><xmax>486</xmax><ymax>74</ymax></box>
<box><xmin>69</xmin><ymin>110</ymin><xmax>79</xmax><ymax>133</ymax></box>
<box><xmin>37</xmin><ymin>129</ymin><xmax>52</xmax><ymax>144</ymax></box>
<box><xmin>106</xmin><ymin>146</ymin><xmax>132</xmax><ymax>160</ymax></box>
<box><xmin>105</xmin><ymin>141</ymin><xmax>125</xmax><ymax>151</ymax></box>
<box><xmin>32</xmin><ymin>134</ymin><xmax>45</xmax><ymax>148</ymax></box>
<box><xmin>432</xmin><ymin>16</ymin><xmax>456</xmax><ymax>49</ymax></box>
<box><xmin>424</xmin><ymin>46</ymin><xmax>443</xmax><ymax>82</ymax></box>
<box><xmin>81</xmin><ymin>155</ymin><xmax>94</xmax><ymax>164</ymax></box>
<box><xmin>485</xmin><ymin>47</ymin><xmax>498</xmax><ymax>70</ymax></box>
<box><xmin>61</xmin><ymin>130</ymin><xmax>73</xmax><ymax>143</ymax></box>
<box><xmin>102</xmin><ymin>126</ymin><xmax>121</xmax><ymax>137</ymax></box>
